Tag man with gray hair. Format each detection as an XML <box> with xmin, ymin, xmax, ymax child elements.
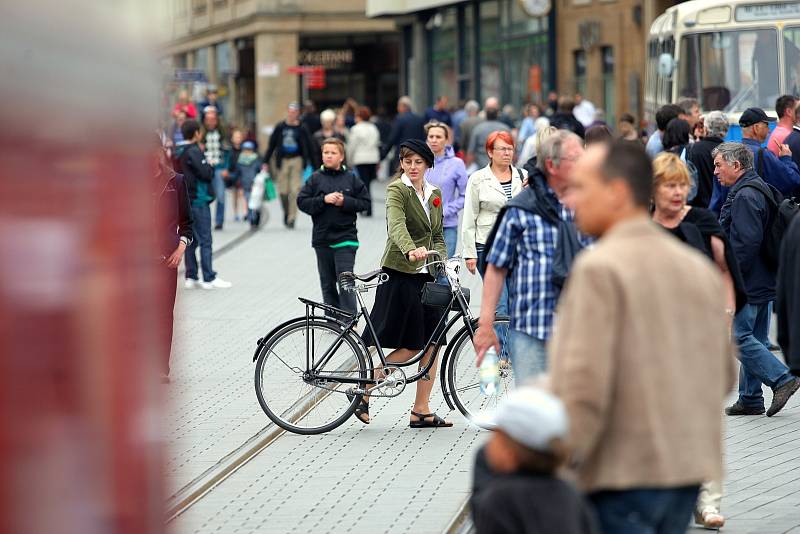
<box><xmin>713</xmin><ymin>142</ymin><xmax>800</xmax><ymax>417</ymax></box>
<box><xmin>690</xmin><ymin>110</ymin><xmax>729</xmax><ymax>209</ymax></box>
<box><xmin>458</xmin><ymin>100</ymin><xmax>481</xmax><ymax>153</ymax></box>
<box><xmin>467</xmin><ymin>97</ymin><xmax>510</xmax><ymax>169</ymax></box>
<box><xmin>474</xmin><ymin>130</ymin><xmax>592</xmax><ymax>384</ymax></box>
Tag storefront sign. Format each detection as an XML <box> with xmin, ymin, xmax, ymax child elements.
<box><xmin>174</xmin><ymin>69</ymin><xmax>207</xmax><ymax>82</ymax></box>
<box><xmin>257</xmin><ymin>61</ymin><xmax>280</xmax><ymax>78</ymax></box>
<box><xmin>298</xmin><ymin>49</ymin><xmax>353</xmax><ymax>67</ymax></box>
<box><xmin>735</xmin><ymin>2</ymin><xmax>800</xmax><ymax>21</ymax></box>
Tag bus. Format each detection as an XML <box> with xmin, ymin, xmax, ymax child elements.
<box><xmin>645</xmin><ymin>0</ymin><xmax>800</xmax><ymax>140</ymax></box>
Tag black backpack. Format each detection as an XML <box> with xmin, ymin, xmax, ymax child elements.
<box><xmin>741</xmin><ymin>178</ymin><xmax>799</xmax><ymax>270</ymax></box>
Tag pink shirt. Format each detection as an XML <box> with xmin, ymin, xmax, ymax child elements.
<box><xmin>768</xmin><ymin>124</ymin><xmax>793</xmax><ymax>155</ymax></box>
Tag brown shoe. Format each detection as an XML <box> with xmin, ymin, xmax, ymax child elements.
<box><xmin>767</xmin><ymin>377</ymin><xmax>800</xmax><ymax>417</ymax></box>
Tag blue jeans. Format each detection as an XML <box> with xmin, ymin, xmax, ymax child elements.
<box><xmin>508</xmin><ymin>329</ymin><xmax>547</xmax><ymax>385</ymax></box>
<box><xmin>589</xmin><ymin>486</ymin><xmax>699</xmax><ymax>534</ymax></box>
<box><xmin>213</xmin><ymin>168</ymin><xmax>226</xmax><ymax>227</ymax></box>
<box><xmin>185</xmin><ymin>203</ymin><xmax>216</xmax><ymax>282</ymax></box>
<box><xmin>476</xmin><ymin>243</ymin><xmax>511</xmax><ymax>353</ymax></box>
<box><xmin>734</xmin><ymin>302</ymin><xmax>793</xmax><ymax>408</ymax></box>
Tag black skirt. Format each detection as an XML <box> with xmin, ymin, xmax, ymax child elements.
<box><xmin>361</xmin><ymin>268</ymin><xmax>447</xmax><ymax>351</ymax></box>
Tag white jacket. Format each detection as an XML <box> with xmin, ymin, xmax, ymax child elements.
<box><xmin>346</xmin><ymin>121</ymin><xmax>381</xmax><ymax>165</ymax></box>
<box><xmin>461</xmin><ymin>165</ymin><xmax>525</xmax><ymax>259</ymax></box>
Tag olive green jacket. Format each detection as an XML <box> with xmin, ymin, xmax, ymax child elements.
<box><xmin>381</xmin><ymin>177</ymin><xmax>447</xmax><ymax>274</ymax></box>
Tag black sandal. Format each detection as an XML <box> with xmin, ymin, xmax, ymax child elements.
<box><xmin>409</xmin><ymin>410</ymin><xmax>453</xmax><ymax>428</ymax></box>
<box><xmin>346</xmin><ymin>392</ymin><xmax>370</xmax><ymax>424</ymax></box>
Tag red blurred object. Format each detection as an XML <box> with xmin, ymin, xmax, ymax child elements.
<box><xmin>288</xmin><ymin>65</ymin><xmax>327</xmax><ymax>90</ymax></box>
<box><xmin>0</xmin><ymin>3</ymin><xmax>165</xmax><ymax>534</ymax></box>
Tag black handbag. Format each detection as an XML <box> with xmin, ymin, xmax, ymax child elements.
<box><xmin>420</xmin><ymin>282</ymin><xmax>470</xmax><ymax>310</ymax></box>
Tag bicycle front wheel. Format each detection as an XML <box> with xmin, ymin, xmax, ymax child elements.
<box><xmin>445</xmin><ymin>317</ymin><xmax>513</xmax><ymax>425</ymax></box>
<box><xmin>254</xmin><ymin>318</ymin><xmax>369</xmax><ymax>435</ymax></box>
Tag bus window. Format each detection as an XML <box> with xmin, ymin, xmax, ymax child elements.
<box><xmin>678</xmin><ymin>29</ymin><xmax>778</xmax><ymax>113</ymax></box>
<box><xmin>784</xmin><ymin>27</ymin><xmax>800</xmax><ymax>97</ymax></box>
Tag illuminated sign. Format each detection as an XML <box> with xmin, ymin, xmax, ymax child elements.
<box><xmin>298</xmin><ymin>49</ymin><xmax>354</xmax><ymax>67</ymax></box>
<box><xmin>735</xmin><ymin>2</ymin><xmax>800</xmax><ymax>21</ymax></box>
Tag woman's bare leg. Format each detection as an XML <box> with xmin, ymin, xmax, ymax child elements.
<box><xmin>410</xmin><ymin>347</ymin><xmax>451</xmax><ymax>424</ymax></box>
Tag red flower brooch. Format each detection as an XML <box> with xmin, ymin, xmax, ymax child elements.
<box><xmin>432</xmin><ymin>197</ymin><xmax>441</xmax><ymax>208</ymax></box>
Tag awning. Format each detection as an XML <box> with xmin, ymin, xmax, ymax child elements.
<box><xmin>366</xmin><ymin>0</ymin><xmax>466</xmax><ymax>17</ymax></box>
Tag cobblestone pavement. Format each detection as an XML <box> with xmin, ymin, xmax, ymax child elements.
<box><xmin>165</xmin><ymin>183</ymin><xmax>488</xmax><ymax>534</ymax></box>
<box><xmin>166</xmin><ymin>186</ymin><xmax>800</xmax><ymax>534</ymax></box>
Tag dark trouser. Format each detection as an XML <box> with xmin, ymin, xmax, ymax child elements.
<box><xmin>158</xmin><ymin>266</ymin><xmax>178</xmax><ymax>375</ymax></box>
<box><xmin>315</xmin><ymin>246</ymin><xmax>357</xmax><ymax>314</ymax></box>
<box><xmin>355</xmin><ymin>164</ymin><xmax>377</xmax><ymax>215</ymax></box>
<box><xmin>213</xmin><ymin>168</ymin><xmax>226</xmax><ymax>227</ymax></box>
<box><xmin>185</xmin><ymin>203</ymin><xmax>216</xmax><ymax>282</ymax></box>
<box><xmin>589</xmin><ymin>485</ymin><xmax>700</xmax><ymax>534</ymax></box>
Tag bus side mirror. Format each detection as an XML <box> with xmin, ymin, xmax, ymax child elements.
<box><xmin>658</xmin><ymin>53</ymin><xmax>676</xmax><ymax>79</ymax></box>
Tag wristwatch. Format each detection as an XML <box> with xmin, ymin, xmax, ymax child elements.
<box><xmin>180</xmin><ymin>236</ymin><xmax>191</xmax><ymax>246</ymax></box>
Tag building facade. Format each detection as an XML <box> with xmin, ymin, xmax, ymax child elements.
<box><xmin>556</xmin><ymin>0</ymin><xmax>679</xmax><ymax>127</ymax></box>
<box><xmin>160</xmin><ymin>0</ymin><xmax>396</xmax><ymax>148</ymax></box>
<box><xmin>369</xmin><ymin>0</ymin><xmax>677</xmax><ymax>128</ymax></box>
<box><xmin>368</xmin><ymin>0</ymin><xmax>556</xmax><ymax>116</ymax></box>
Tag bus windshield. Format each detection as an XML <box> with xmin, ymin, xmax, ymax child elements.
<box><xmin>678</xmin><ymin>28</ymin><xmax>778</xmax><ymax>113</ymax></box>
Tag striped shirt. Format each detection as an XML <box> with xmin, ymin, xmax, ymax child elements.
<box><xmin>500</xmin><ymin>181</ymin><xmax>513</xmax><ymax>200</ymax></box>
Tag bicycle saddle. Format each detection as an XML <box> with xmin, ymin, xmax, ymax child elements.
<box><xmin>340</xmin><ymin>269</ymin><xmax>384</xmax><ymax>283</ymax></box>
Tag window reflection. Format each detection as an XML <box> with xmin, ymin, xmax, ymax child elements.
<box><xmin>679</xmin><ymin>29</ymin><xmax>778</xmax><ymax>112</ymax></box>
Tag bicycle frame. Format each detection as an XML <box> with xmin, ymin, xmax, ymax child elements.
<box><xmin>305</xmin><ymin>256</ymin><xmax>475</xmax><ymax>388</ymax></box>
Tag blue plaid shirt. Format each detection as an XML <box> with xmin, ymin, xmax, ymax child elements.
<box><xmin>486</xmin><ymin>192</ymin><xmax>590</xmax><ymax>340</ymax></box>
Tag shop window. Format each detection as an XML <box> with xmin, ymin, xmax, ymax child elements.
<box><xmin>192</xmin><ymin>0</ymin><xmax>207</xmax><ymax>15</ymax></box>
<box><xmin>430</xmin><ymin>8</ymin><xmax>459</xmax><ymax>105</ymax></box>
<box><xmin>574</xmin><ymin>50</ymin><xmax>587</xmax><ymax>95</ymax></box>
<box><xmin>602</xmin><ymin>46</ymin><xmax>615</xmax><ymax>125</ymax></box>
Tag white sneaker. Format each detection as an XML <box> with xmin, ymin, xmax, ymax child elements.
<box><xmin>201</xmin><ymin>277</ymin><xmax>232</xmax><ymax>289</ymax></box>
<box><xmin>184</xmin><ymin>279</ymin><xmax>199</xmax><ymax>289</ymax></box>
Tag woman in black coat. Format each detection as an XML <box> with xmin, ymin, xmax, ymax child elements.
<box><xmin>153</xmin><ymin>136</ymin><xmax>193</xmax><ymax>382</ymax></box>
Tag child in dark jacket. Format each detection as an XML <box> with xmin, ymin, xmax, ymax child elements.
<box><xmin>231</xmin><ymin>140</ymin><xmax>262</xmax><ymax>226</ymax></box>
<box><xmin>471</xmin><ymin>387</ymin><xmax>598</xmax><ymax>534</ymax></box>
<box><xmin>297</xmin><ymin>138</ymin><xmax>370</xmax><ymax>314</ymax></box>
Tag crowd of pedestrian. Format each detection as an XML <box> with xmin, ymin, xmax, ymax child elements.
<box><xmin>158</xmin><ymin>85</ymin><xmax>800</xmax><ymax>532</ymax></box>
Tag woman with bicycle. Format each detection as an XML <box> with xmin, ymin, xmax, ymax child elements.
<box><xmin>359</xmin><ymin>139</ymin><xmax>451</xmax><ymax>428</ymax></box>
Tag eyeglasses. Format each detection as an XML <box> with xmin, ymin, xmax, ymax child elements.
<box><xmin>492</xmin><ymin>146</ymin><xmax>515</xmax><ymax>153</ymax></box>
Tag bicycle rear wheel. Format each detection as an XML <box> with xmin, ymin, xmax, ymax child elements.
<box><xmin>254</xmin><ymin>318</ymin><xmax>369</xmax><ymax>435</ymax></box>
<box><xmin>445</xmin><ymin>317</ymin><xmax>513</xmax><ymax>425</ymax></box>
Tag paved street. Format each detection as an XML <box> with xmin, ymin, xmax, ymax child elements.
<box><xmin>165</xmin><ymin>185</ymin><xmax>800</xmax><ymax>534</ymax></box>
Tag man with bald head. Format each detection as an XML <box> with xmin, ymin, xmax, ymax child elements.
<box><xmin>381</xmin><ymin>95</ymin><xmax>426</xmax><ymax>168</ymax></box>
<box><xmin>549</xmin><ymin>141</ymin><xmax>734</xmax><ymax>532</ymax></box>
<box><xmin>467</xmin><ymin>96</ymin><xmax>510</xmax><ymax>169</ymax></box>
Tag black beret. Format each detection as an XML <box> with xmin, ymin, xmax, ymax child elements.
<box><xmin>399</xmin><ymin>139</ymin><xmax>435</xmax><ymax>168</ymax></box>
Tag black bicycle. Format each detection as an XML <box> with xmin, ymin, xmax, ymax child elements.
<box><xmin>253</xmin><ymin>252</ymin><xmax>513</xmax><ymax>435</ymax></box>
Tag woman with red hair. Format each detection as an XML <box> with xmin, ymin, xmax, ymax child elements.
<box><xmin>461</xmin><ymin>130</ymin><xmax>526</xmax><ymax>349</ymax></box>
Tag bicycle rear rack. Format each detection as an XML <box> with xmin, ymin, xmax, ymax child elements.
<box><xmin>298</xmin><ymin>298</ymin><xmax>355</xmax><ymax>323</ymax></box>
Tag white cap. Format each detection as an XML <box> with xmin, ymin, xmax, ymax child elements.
<box><xmin>474</xmin><ymin>387</ymin><xmax>568</xmax><ymax>452</ymax></box>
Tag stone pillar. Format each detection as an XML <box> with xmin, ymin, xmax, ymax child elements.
<box><xmin>410</xmin><ymin>21</ymin><xmax>427</xmax><ymax>112</ymax></box>
<box><xmin>227</xmin><ymin>39</ymin><xmax>239</xmax><ymax>128</ymax></box>
<box><xmin>255</xmin><ymin>31</ymin><xmax>298</xmax><ymax>153</ymax></box>
<box><xmin>207</xmin><ymin>43</ymin><xmax>218</xmax><ymax>86</ymax></box>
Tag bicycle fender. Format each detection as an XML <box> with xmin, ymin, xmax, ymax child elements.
<box><xmin>252</xmin><ymin>316</ymin><xmax>345</xmax><ymax>362</ymax></box>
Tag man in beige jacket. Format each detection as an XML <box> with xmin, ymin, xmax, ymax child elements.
<box><xmin>550</xmin><ymin>141</ymin><xmax>735</xmax><ymax>533</ymax></box>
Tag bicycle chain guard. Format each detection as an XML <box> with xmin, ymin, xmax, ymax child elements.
<box><xmin>364</xmin><ymin>366</ymin><xmax>406</xmax><ymax>398</ymax></box>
